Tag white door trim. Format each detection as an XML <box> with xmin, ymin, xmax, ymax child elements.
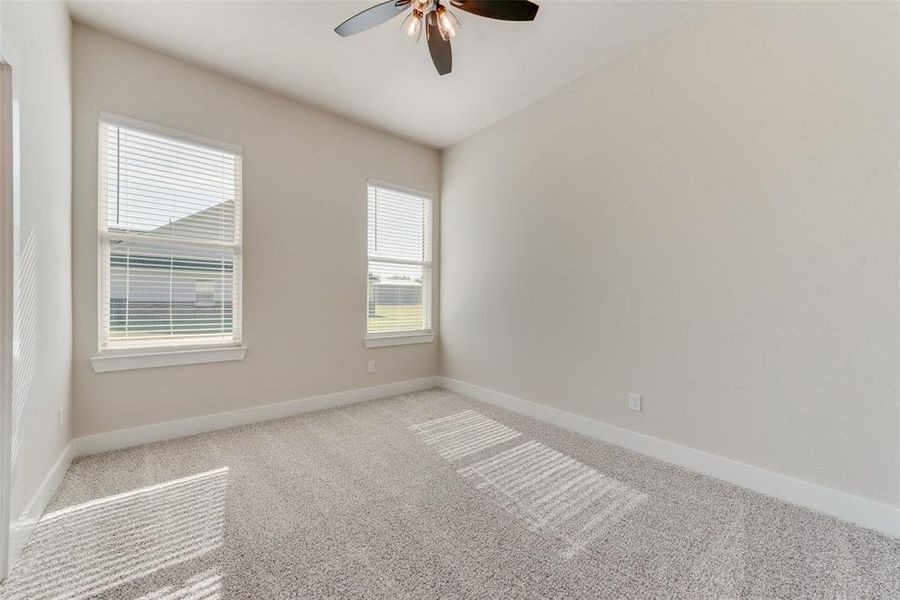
<box><xmin>0</xmin><ymin>37</ymin><xmax>19</xmax><ymax>579</ymax></box>
<box><xmin>0</xmin><ymin>60</ymin><xmax>10</xmax><ymax>583</ymax></box>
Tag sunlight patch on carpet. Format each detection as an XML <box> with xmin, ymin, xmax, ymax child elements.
<box><xmin>136</xmin><ymin>568</ymin><xmax>222</xmax><ymax>600</ymax></box>
<box><xmin>409</xmin><ymin>410</ymin><xmax>522</xmax><ymax>461</ymax></box>
<box><xmin>459</xmin><ymin>441</ymin><xmax>647</xmax><ymax>559</ymax></box>
<box><xmin>3</xmin><ymin>468</ymin><xmax>228</xmax><ymax>600</ymax></box>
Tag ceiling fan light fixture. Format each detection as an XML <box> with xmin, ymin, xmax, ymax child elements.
<box><xmin>334</xmin><ymin>0</ymin><xmax>540</xmax><ymax>76</ymax></box>
<box><xmin>435</xmin><ymin>6</ymin><xmax>460</xmax><ymax>41</ymax></box>
<box><xmin>401</xmin><ymin>11</ymin><xmax>423</xmax><ymax>41</ymax></box>
<box><xmin>413</xmin><ymin>0</ymin><xmax>436</xmax><ymax>14</ymax></box>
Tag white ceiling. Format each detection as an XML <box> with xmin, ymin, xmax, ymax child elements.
<box><xmin>67</xmin><ymin>0</ymin><xmax>709</xmax><ymax>149</ymax></box>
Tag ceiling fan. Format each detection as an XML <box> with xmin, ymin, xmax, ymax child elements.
<box><xmin>335</xmin><ymin>0</ymin><xmax>540</xmax><ymax>76</ymax></box>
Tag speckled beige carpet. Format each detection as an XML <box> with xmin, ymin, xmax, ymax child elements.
<box><xmin>2</xmin><ymin>388</ymin><xmax>898</xmax><ymax>598</ymax></box>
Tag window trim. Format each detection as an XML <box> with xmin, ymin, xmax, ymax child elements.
<box><xmin>365</xmin><ymin>179</ymin><xmax>434</xmax><ymax>346</ymax></box>
<box><xmin>93</xmin><ymin>112</ymin><xmax>244</xmax><ymax>369</ymax></box>
<box><xmin>97</xmin><ymin>111</ymin><xmax>242</xmax><ymax>154</ymax></box>
<box><xmin>91</xmin><ymin>344</ymin><xmax>247</xmax><ymax>373</ymax></box>
<box><xmin>365</xmin><ymin>333</ymin><xmax>434</xmax><ymax>348</ymax></box>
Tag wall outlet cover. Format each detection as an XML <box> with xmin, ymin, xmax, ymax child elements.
<box><xmin>628</xmin><ymin>393</ymin><xmax>642</xmax><ymax>412</ymax></box>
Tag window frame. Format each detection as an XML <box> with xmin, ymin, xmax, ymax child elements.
<box><xmin>91</xmin><ymin>112</ymin><xmax>246</xmax><ymax>372</ymax></box>
<box><xmin>365</xmin><ymin>179</ymin><xmax>434</xmax><ymax>348</ymax></box>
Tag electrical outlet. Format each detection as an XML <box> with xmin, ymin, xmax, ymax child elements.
<box><xmin>628</xmin><ymin>393</ymin><xmax>642</xmax><ymax>412</ymax></box>
<box><xmin>367</xmin><ymin>360</ymin><xmax>376</xmax><ymax>374</ymax></box>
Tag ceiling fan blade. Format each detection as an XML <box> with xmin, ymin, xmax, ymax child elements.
<box><xmin>449</xmin><ymin>0</ymin><xmax>539</xmax><ymax>21</ymax></box>
<box><xmin>335</xmin><ymin>0</ymin><xmax>412</xmax><ymax>37</ymax></box>
<box><xmin>426</xmin><ymin>15</ymin><xmax>452</xmax><ymax>75</ymax></box>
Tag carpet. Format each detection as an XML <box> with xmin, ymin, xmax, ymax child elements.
<box><xmin>2</xmin><ymin>388</ymin><xmax>898</xmax><ymax>598</ymax></box>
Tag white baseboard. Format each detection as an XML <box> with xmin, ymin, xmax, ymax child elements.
<box><xmin>73</xmin><ymin>376</ymin><xmax>439</xmax><ymax>457</ymax></box>
<box><xmin>439</xmin><ymin>377</ymin><xmax>900</xmax><ymax>538</ymax></box>
<box><xmin>8</xmin><ymin>443</ymin><xmax>73</xmax><ymax>572</ymax></box>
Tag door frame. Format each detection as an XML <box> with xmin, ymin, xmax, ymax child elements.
<box><xmin>0</xmin><ymin>35</ymin><xmax>19</xmax><ymax>580</ymax></box>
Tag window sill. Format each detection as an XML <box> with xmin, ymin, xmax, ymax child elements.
<box><xmin>91</xmin><ymin>345</ymin><xmax>247</xmax><ymax>373</ymax></box>
<box><xmin>365</xmin><ymin>333</ymin><xmax>434</xmax><ymax>348</ymax></box>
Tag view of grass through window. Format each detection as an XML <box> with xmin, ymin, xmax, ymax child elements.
<box><xmin>367</xmin><ymin>183</ymin><xmax>431</xmax><ymax>335</ymax></box>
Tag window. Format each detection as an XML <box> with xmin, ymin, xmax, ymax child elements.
<box><xmin>366</xmin><ymin>181</ymin><xmax>432</xmax><ymax>345</ymax></box>
<box><xmin>96</xmin><ymin>113</ymin><xmax>243</xmax><ymax>360</ymax></box>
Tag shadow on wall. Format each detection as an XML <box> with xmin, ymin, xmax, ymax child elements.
<box><xmin>0</xmin><ymin>467</ymin><xmax>229</xmax><ymax>599</ymax></box>
<box><xmin>10</xmin><ymin>229</ymin><xmax>38</xmax><ymax>509</ymax></box>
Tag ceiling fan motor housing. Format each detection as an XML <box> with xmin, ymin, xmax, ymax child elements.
<box><xmin>413</xmin><ymin>0</ymin><xmax>437</xmax><ymax>15</ymax></box>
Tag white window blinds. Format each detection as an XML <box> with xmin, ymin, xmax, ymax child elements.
<box><xmin>367</xmin><ymin>181</ymin><xmax>432</xmax><ymax>336</ymax></box>
<box><xmin>98</xmin><ymin>114</ymin><xmax>242</xmax><ymax>351</ymax></box>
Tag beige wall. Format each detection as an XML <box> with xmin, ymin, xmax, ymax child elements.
<box><xmin>441</xmin><ymin>2</ymin><xmax>899</xmax><ymax>506</ymax></box>
<box><xmin>72</xmin><ymin>25</ymin><xmax>440</xmax><ymax>436</ymax></box>
<box><xmin>0</xmin><ymin>0</ymin><xmax>73</xmax><ymax>533</ymax></box>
